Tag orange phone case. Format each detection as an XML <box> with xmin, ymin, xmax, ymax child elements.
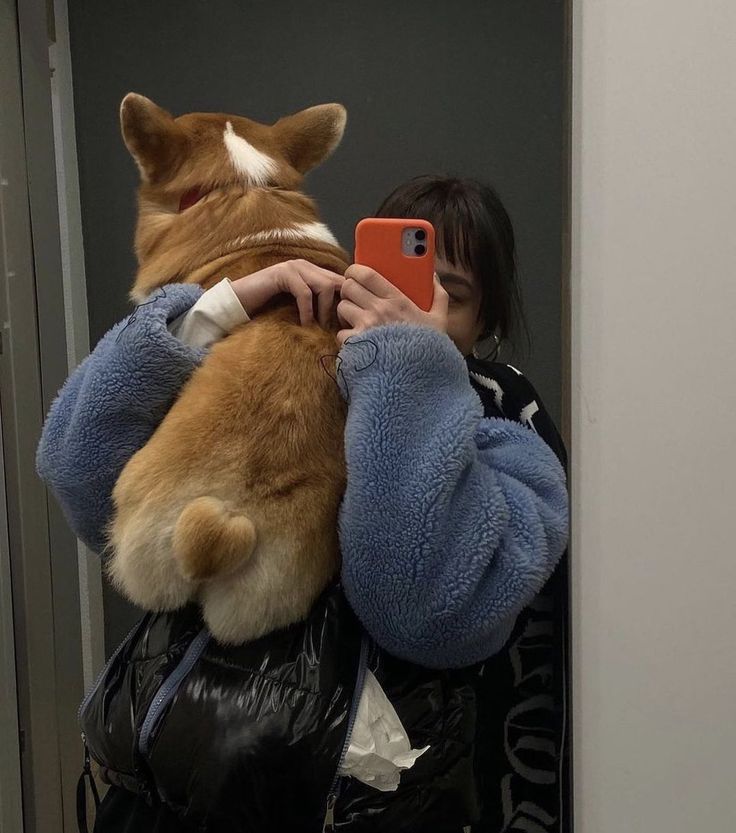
<box><xmin>354</xmin><ymin>218</ymin><xmax>436</xmax><ymax>311</ymax></box>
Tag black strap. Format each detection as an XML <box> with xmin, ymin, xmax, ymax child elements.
<box><xmin>76</xmin><ymin>740</ymin><xmax>101</xmax><ymax>833</ymax></box>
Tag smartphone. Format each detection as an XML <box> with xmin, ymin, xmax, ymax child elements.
<box><xmin>354</xmin><ymin>218</ymin><xmax>436</xmax><ymax>311</ymax></box>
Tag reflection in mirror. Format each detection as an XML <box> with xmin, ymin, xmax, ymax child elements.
<box><xmin>46</xmin><ymin>2</ymin><xmax>571</xmax><ymax>831</ymax></box>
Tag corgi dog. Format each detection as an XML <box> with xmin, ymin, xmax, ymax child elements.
<box><xmin>107</xmin><ymin>93</ymin><xmax>350</xmax><ymax>644</ymax></box>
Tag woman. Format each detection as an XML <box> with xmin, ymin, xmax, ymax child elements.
<box><xmin>38</xmin><ymin>176</ymin><xmax>569</xmax><ymax>832</ymax></box>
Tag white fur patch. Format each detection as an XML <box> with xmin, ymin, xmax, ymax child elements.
<box><xmin>295</xmin><ymin>222</ymin><xmax>340</xmax><ymax>247</ymax></box>
<box><xmin>223</xmin><ymin>121</ymin><xmax>277</xmax><ymax>186</ymax></box>
<box><xmin>223</xmin><ymin>222</ymin><xmax>339</xmax><ymax>252</ymax></box>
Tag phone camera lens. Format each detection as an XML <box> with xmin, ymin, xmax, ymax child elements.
<box><xmin>415</xmin><ymin>228</ymin><xmax>426</xmax><ymax>241</ymax></box>
<box><xmin>414</xmin><ymin>244</ymin><xmax>426</xmax><ymax>256</ymax></box>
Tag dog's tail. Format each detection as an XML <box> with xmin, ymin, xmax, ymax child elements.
<box><xmin>173</xmin><ymin>497</ymin><xmax>257</xmax><ymax>581</ymax></box>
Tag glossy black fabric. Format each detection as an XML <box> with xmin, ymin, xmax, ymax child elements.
<box><xmin>85</xmin><ymin>591</ymin><xmax>480</xmax><ymax>833</ymax></box>
<box><xmin>84</xmin><ymin>589</ymin><xmax>364</xmax><ymax>832</ymax></box>
<box><xmin>84</xmin><ymin>359</ymin><xmax>570</xmax><ymax>833</ymax></box>
<box><xmin>334</xmin><ymin>652</ymin><xmax>481</xmax><ymax>832</ymax></box>
<box><xmin>94</xmin><ymin>787</ymin><xmax>199</xmax><ymax>833</ymax></box>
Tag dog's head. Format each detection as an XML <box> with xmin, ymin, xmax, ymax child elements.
<box><xmin>120</xmin><ymin>94</ymin><xmax>347</xmax><ymax>297</ymax></box>
<box><xmin>121</xmin><ymin>92</ymin><xmax>346</xmax><ymax>195</ymax></box>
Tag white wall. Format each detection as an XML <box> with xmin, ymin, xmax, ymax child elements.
<box><xmin>571</xmin><ymin>1</ymin><xmax>736</xmax><ymax>831</ymax></box>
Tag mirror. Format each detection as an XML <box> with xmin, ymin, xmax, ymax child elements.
<box><xmin>63</xmin><ymin>2</ymin><xmax>570</xmax><ymax>831</ymax></box>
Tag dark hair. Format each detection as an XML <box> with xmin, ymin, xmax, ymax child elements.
<box><xmin>375</xmin><ymin>175</ymin><xmax>527</xmax><ymax>349</ymax></box>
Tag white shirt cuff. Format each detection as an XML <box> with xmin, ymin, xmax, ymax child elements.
<box><xmin>169</xmin><ymin>278</ymin><xmax>249</xmax><ymax>348</ymax></box>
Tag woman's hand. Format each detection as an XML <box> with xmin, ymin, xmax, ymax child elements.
<box><xmin>230</xmin><ymin>260</ymin><xmax>345</xmax><ymax>328</ymax></box>
<box><xmin>336</xmin><ymin>265</ymin><xmax>449</xmax><ymax>347</ymax></box>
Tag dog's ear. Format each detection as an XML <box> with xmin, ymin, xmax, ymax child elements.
<box><xmin>120</xmin><ymin>93</ymin><xmax>187</xmax><ymax>183</ymax></box>
<box><xmin>274</xmin><ymin>104</ymin><xmax>347</xmax><ymax>174</ymax></box>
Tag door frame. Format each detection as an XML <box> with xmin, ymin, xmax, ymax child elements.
<box><xmin>1</xmin><ymin>0</ymin><xmax>101</xmax><ymax>830</ymax></box>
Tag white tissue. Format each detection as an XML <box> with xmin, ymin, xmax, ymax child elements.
<box><xmin>338</xmin><ymin>669</ymin><xmax>430</xmax><ymax>792</ymax></box>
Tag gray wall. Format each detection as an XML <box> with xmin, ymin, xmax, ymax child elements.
<box><xmin>68</xmin><ymin>0</ymin><xmax>567</xmax><ymax>647</ymax></box>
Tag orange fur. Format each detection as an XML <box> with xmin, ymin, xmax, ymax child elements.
<box><xmin>173</xmin><ymin>498</ymin><xmax>257</xmax><ymax>581</ymax></box>
<box><xmin>107</xmin><ymin>94</ymin><xmax>350</xmax><ymax>644</ymax></box>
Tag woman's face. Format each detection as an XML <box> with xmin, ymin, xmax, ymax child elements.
<box><xmin>435</xmin><ymin>255</ymin><xmax>486</xmax><ymax>357</ymax></box>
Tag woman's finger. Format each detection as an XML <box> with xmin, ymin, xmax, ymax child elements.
<box><xmin>431</xmin><ymin>272</ymin><xmax>449</xmax><ymax>317</ymax></box>
<box><xmin>314</xmin><ymin>282</ymin><xmax>337</xmax><ymax>329</ymax></box>
<box><xmin>344</xmin><ymin>264</ymin><xmax>397</xmax><ymax>298</ymax></box>
<box><xmin>286</xmin><ymin>274</ymin><xmax>315</xmax><ymax>326</ymax></box>
<box><xmin>293</xmin><ymin>260</ymin><xmax>345</xmax><ymax>287</ymax></box>
<box><xmin>340</xmin><ymin>276</ymin><xmax>376</xmax><ymax>308</ymax></box>
<box><xmin>336</xmin><ymin>328</ymin><xmax>357</xmax><ymax>348</ymax></box>
<box><xmin>292</xmin><ymin>262</ymin><xmax>344</xmax><ymax>329</ymax></box>
<box><xmin>336</xmin><ymin>298</ymin><xmax>362</xmax><ymax>327</ymax></box>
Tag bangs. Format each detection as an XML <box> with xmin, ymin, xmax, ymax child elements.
<box><xmin>375</xmin><ymin>175</ymin><xmax>525</xmax><ymax>347</ymax></box>
<box><xmin>375</xmin><ymin>178</ymin><xmax>478</xmax><ymax>273</ymax></box>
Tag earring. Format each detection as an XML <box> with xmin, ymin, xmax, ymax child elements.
<box><xmin>472</xmin><ymin>334</ymin><xmax>501</xmax><ymax>362</ymax></box>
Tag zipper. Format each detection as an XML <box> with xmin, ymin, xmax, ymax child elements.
<box><xmin>77</xmin><ymin>618</ymin><xmax>147</xmax><ymax>831</ymax></box>
<box><xmin>78</xmin><ymin>615</ymin><xmax>150</xmax><ymax>727</ymax></box>
<box><xmin>322</xmin><ymin>632</ymin><xmax>371</xmax><ymax>831</ymax></box>
<box><xmin>322</xmin><ymin>791</ymin><xmax>338</xmax><ymax>832</ymax></box>
<box><xmin>138</xmin><ymin>627</ymin><xmax>211</xmax><ymax>756</ymax></box>
<box><xmin>77</xmin><ymin>732</ymin><xmax>101</xmax><ymax>833</ymax></box>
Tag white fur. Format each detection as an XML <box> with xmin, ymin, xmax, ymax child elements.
<box><xmin>223</xmin><ymin>121</ymin><xmax>277</xmax><ymax>186</ymax></box>
<box><xmin>200</xmin><ymin>538</ymin><xmax>322</xmax><ymax>644</ymax></box>
<box><xmin>110</xmin><ymin>495</ymin><xmax>328</xmax><ymax>644</ymax></box>
<box><xmin>108</xmin><ymin>504</ymin><xmax>196</xmax><ymax>612</ymax></box>
<box><xmin>222</xmin><ymin>222</ymin><xmax>339</xmax><ymax>253</ymax></box>
<box><xmin>293</xmin><ymin>222</ymin><xmax>340</xmax><ymax>247</ymax></box>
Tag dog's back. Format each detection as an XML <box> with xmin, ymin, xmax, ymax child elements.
<box><xmin>108</xmin><ymin>95</ymin><xmax>350</xmax><ymax>644</ymax></box>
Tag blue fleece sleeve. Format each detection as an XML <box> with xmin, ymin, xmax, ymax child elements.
<box><xmin>36</xmin><ymin>284</ymin><xmax>205</xmax><ymax>554</ymax></box>
<box><xmin>336</xmin><ymin>324</ymin><xmax>569</xmax><ymax>669</ymax></box>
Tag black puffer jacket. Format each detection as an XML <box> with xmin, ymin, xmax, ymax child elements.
<box><xmin>80</xmin><ymin>359</ymin><xmax>569</xmax><ymax>833</ymax></box>
<box><xmin>82</xmin><ymin>587</ymin><xmax>481</xmax><ymax>833</ymax></box>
